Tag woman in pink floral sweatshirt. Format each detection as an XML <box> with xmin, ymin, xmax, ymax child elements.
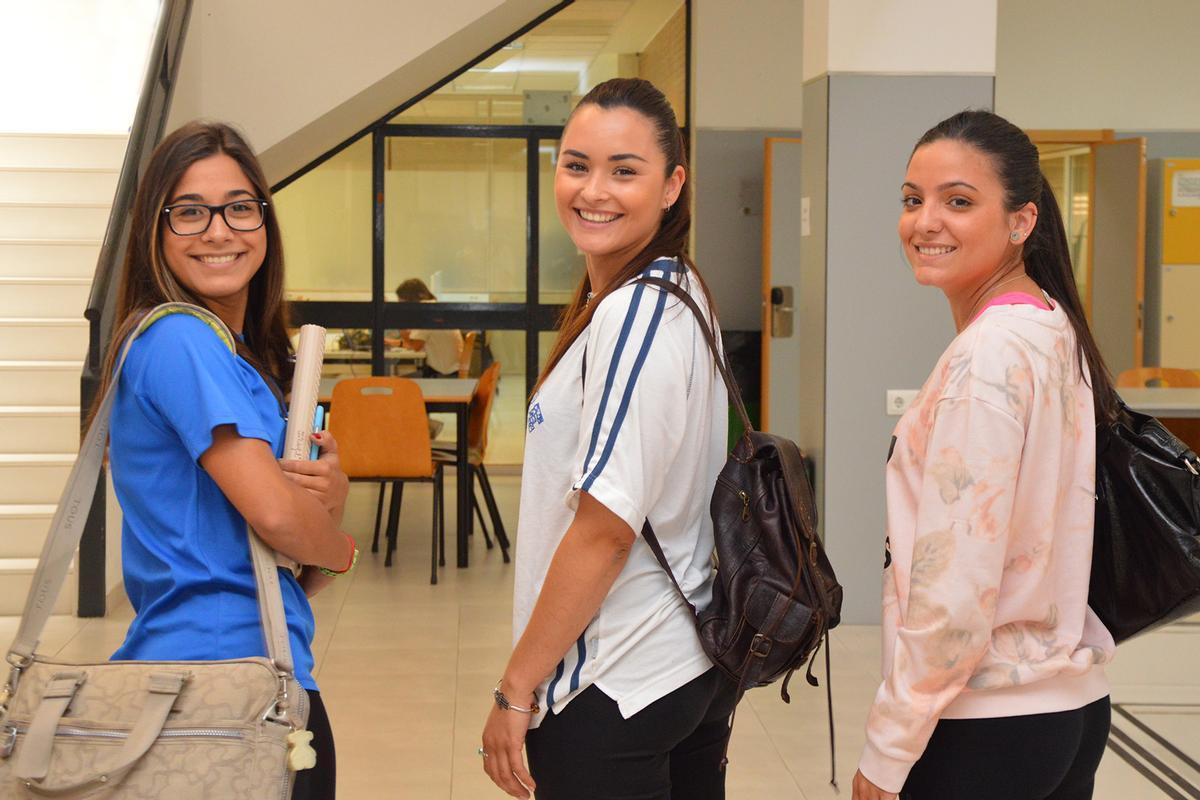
<box><xmin>853</xmin><ymin>111</ymin><xmax>1118</xmax><ymax>800</ymax></box>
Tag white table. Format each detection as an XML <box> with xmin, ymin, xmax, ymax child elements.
<box><xmin>1120</xmin><ymin>388</ymin><xmax>1200</xmax><ymax>419</ymax></box>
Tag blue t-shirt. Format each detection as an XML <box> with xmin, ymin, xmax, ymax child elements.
<box><xmin>109</xmin><ymin>313</ymin><xmax>317</xmax><ymax>691</ymax></box>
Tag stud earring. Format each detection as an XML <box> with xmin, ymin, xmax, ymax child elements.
<box><xmin>665</xmin><ymin>203</ymin><xmax>673</xmax><ymax>214</ymax></box>
<box><xmin>1010</xmin><ymin>231</ymin><xmax>1022</xmax><ymax>243</ymax></box>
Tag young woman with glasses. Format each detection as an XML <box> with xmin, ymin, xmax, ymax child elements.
<box><xmin>480</xmin><ymin>78</ymin><xmax>738</xmax><ymax>800</ymax></box>
<box><xmin>95</xmin><ymin>120</ymin><xmax>351</xmax><ymax>799</ymax></box>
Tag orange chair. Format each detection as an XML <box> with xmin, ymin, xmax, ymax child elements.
<box><xmin>435</xmin><ymin>362</ymin><xmax>510</xmax><ymax>562</ymax></box>
<box><xmin>329</xmin><ymin>377</ymin><xmax>445</xmax><ymax>584</ymax></box>
<box><xmin>1116</xmin><ymin>367</ymin><xmax>1200</xmax><ymax>388</ymax></box>
<box><xmin>458</xmin><ymin>330</ymin><xmax>478</xmax><ymax>378</ymax></box>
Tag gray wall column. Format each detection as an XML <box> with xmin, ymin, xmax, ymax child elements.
<box><xmin>802</xmin><ymin>74</ymin><xmax>995</xmax><ymax>623</ymax></box>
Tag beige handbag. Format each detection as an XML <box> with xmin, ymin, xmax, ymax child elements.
<box><xmin>0</xmin><ymin>304</ymin><xmax>311</xmax><ymax>798</ymax></box>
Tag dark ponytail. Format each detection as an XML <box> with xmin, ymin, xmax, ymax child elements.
<box><xmin>534</xmin><ymin>77</ymin><xmax>714</xmax><ymax>394</ymax></box>
<box><xmin>914</xmin><ymin>110</ymin><xmax>1117</xmax><ymax>423</ymax></box>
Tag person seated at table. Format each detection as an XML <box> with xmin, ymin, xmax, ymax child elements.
<box><xmin>385</xmin><ymin>278</ymin><xmax>464</xmax><ymax>378</ymax></box>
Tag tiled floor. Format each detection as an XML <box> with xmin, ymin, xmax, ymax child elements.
<box><xmin>4</xmin><ymin>476</ymin><xmax>1198</xmax><ymax>798</ymax></box>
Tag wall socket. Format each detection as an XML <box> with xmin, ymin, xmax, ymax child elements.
<box><xmin>886</xmin><ymin>390</ymin><xmax>918</xmax><ymax>416</ymax></box>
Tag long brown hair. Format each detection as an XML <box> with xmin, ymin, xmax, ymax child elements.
<box><xmin>914</xmin><ymin>110</ymin><xmax>1117</xmax><ymax>423</ymax></box>
<box><xmin>534</xmin><ymin>78</ymin><xmax>715</xmax><ymax>393</ymax></box>
<box><xmin>92</xmin><ymin>121</ymin><xmax>293</xmax><ymax>421</ymax></box>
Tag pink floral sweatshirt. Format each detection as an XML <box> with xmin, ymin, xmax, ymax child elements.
<box><xmin>858</xmin><ymin>301</ymin><xmax>1115</xmax><ymax>794</ymax></box>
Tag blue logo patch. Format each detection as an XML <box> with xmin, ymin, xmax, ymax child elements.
<box><xmin>527</xmin><ymin>402</ymin><xmax>545</xmax><ymax>432</ymax></box>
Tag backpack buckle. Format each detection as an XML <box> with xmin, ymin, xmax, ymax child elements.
<box><xmin>750</xmin><ymin>633</ymin><xmax>772</xmax><ymax>658</ymax></box>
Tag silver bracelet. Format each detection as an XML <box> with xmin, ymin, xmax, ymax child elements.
<box><xmin>493</xmin><ymin>682</ymin><xmax>540</xmax><ymax>714</ymax></box>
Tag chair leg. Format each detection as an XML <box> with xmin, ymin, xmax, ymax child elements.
<box><xmin>473</xmin><ymin>491</ymin><xmax>493</xmax><ymax>550</ymax></box>
<box><xmin>372</xmin><ymin>482</ymin><xmax>386</xmax><ymax>553</ymax></box>
<box><xmin>385</xmin><ymin>481</ymin><xmax>403</xmax><ymax>568</ymax></box>
<box><xmin>430</xmin><ymin>474</ymin><xmax>441</xmax><ymax>584</ymax></box>
<box><xmin>477</xmin><ymin>464</ymin><xmax>511</xmax><ymax>563</ymax></box>
<box><xmin>437</xmin><ymin>468</ymin><xmax>446</xmax><ymax>568</ymax></box>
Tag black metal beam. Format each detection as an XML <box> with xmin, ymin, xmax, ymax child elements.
<box><xmin>526</xmin><ymin>134</ymin><xmax>541</xmax><ymax>397</ymax></box>
<box><xmin>289</xmin><ymin>301</ymin><xmax>563</xmax><ymax>331</ymax></box>
<box><xmin>371</xmin><ymin>129</ymin><xmax>386</xmax><ymax>376</ymax></box>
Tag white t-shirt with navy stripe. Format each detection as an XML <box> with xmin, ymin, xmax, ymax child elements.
<box><xmin>513</xmin><ymin>257</ymin><xmax>728</xmax><ymax>726</ymax></box>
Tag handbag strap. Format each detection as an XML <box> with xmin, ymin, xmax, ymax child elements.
<box><xmin>6</xmin><ymin>303</ymin><xmax>295</xmax><ymax>677</ymax></box>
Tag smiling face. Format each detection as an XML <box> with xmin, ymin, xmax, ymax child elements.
<box><xmin>899</xmin><ymin>139</ymin><xmax>1034</xmax><ymax>298</ymax></box>
<box><xmin>554</xmin><ymin>104</ymin><xmax>684</xmax><ymax>283</ymax></box>
<box><xmin>159</xmin><ymin>153</ymin><xmax>267</xmax><ymax>328</ymax></box>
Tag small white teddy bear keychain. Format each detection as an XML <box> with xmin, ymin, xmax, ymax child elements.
<box><xmin>287</xmin><ymin>729</ymin><xmax>318</xmax><ymax>771</ymax></box>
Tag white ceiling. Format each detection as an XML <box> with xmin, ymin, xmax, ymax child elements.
<box><xmin>397</xmin><ymin>0</ymin><xmax>681</xmax><ymax>122</ymax></box>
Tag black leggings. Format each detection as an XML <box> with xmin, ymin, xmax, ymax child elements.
<box><xmin>902</xmin><ymin>696</ymin><xmax>1111</xmax><ymax>800</ymax></box>
<box><xmin>292</xmin><ymin>690</ymin><xmax>337</xmax><ymax>800</ymax></box>
<box><xmin>525</xmin><ymin>668</ymin><xmax>740</xmax><ymax>800</ymax></box>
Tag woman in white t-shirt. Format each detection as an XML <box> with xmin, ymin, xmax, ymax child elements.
<box><xmin>386</xmin><ymin>278</ymin><xmax>464</xmax><ymax>376</ymax></box>
<box><xmin>479</xmin><ymin>78</ymin><xmax>736</xmax><ymax>800</ymax></box>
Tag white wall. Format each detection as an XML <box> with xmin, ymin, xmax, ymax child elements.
<box><xmin>0</xmin><ymin>0</ymin><xmax>158</xmax><ymax>133</ymax></box>
<box><xmin>169</xmin><ymin>0</ymin><xmax>560</xmax><ymax>182</ymax></box>
<box><xmin>996</xmin><ymin>0</ymin><xmax>1200</xmax><ymax>130</ymax></box>
<box><xmin>804</xmin><ymin>0</ymin><xmax>995</xmax><ymax>80</ymax></box>
<box><xmin>692</xmin><ymin>0</ymin><xmax>803</xmax><ymax>129</ymax></box>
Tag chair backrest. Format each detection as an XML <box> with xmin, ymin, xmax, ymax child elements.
<box><xmin>458</xmin><ymin>331</ymin><xmax>478</xmax><ymax>378</ymax></box>
<box><xmin>1116</xmin><ymin>367</ymin><xmax>1200</xmax><ymax>388</ymax></box>
<box><xmin>328</xmin><ymin>377</ymin><xmax>434</xmax><ymax>478</ymax></box>
<box><xmin>466</xmin><ymin>362</ymin><xmax>502</xmax><ymax>457</ymax></box>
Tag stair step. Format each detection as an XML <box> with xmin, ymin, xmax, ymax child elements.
<box><xmin>0</xmin><ymin>407</ymin><xmax>80</xmax><ymax>454</ymax></box>
<box><xmin>0</xmin><ymin>277</ymin><xmax>92</xmax><ymax>317</ymax></box>
<box><xmin>0</xmin><ymin>203</ymin><xmax>111</xmax><ymax>241</ymax></box>
<box><xmin>0</xmin><ymin>133</ymin><xmax>128</xmax><ymax>170</ymax></box>
<box><xmin>0</xmin><ymin>239</ymin><xmax>101</xmax><ymax>278</ymax></box>
<box><xmin>0</xmin><ymin>318</ymin><xmax>88</xmax><ymax>359</ymax></box>
<box><xmin>0</xmin><ymin>168</ymin><xmax>119</xmax><ymax>204</ymax></box>
<box><xmin>0</xmin><ymin>558</ymin><xmax>75</xmax><ymax>616</ymax></box>
<box><xmin>0</xmin><ymin>504</ymin><xmax>56</xmax><ymax>559</ymax></box>
<box><xmin>0</xmin><ymin>361</ymin><xmax>82</xmax><ymax>405</ymax></box>
<box><xmin>0</xmin><ymin>454</ymin><xmax>74</xmax><ymax>504</ymax></box>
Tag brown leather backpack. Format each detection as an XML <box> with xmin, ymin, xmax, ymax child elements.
<box><xmin>638</xmin><ymin>276</ymin><xmax>844</xmax><ymax>781</ymax></box>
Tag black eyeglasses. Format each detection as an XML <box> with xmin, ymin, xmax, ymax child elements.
<box><xmin>161</xmin><ymin>199</ymin><xmax>269</xmax><ymax>236</ymax></box>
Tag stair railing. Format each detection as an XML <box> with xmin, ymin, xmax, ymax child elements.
<box><xmin>78</xmin><ymin>0</ymin><xmax>192</xmax><ymax>617</ymax></box>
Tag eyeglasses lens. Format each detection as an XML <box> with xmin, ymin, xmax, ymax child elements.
<box><xmin>167</xmin><ymin>202</ymin><xmax>264</xmax><ymax>235</ymax></box>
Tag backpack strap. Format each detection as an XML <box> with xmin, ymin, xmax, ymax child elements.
<box><xmin>637</xmin><ymin>276</ymin><xmax>754</xmax><ymax>437</ymax></box>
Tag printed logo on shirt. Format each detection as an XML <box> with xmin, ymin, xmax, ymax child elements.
<box><xmin>527</xmin><ymin>402</ymin><xmax>545</xmax><ymax>433</ymax></box>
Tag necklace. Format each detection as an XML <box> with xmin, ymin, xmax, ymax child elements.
<box><xmin>965</xmin><ymin>272</ymin><xmax>1029</xmax><ymax>321</ymax></box>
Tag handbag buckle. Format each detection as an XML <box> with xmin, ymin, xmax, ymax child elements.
<box><xmin>0</xmin><ymin>726</ymin><xmax>14</xmax><ymax>759</ymax></box>
<box><xmin>263</xmin><ymin>673</ymin><xmax>296</xmax><ymax>730</ymax></box>
<box><xmin>750</xmin><ymin>633</ymin><xmax>773</xmax><ymax>658</ymax></box>
<box><xmin>1186</xmin><ymin>458</ymin><xmax>1199</xmax><ymax>477</ymax></box>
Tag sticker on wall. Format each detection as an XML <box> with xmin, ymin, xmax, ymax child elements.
<box><xmin>1172</xmin><ymin>170</ymin><xmax>1200</xmax><ymax>208</ymax></box>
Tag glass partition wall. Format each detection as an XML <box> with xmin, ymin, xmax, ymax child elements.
<box><xmin>274</xmin><ymin>0</ymin><xmax>689</xmax><ymax>462</ymax></box>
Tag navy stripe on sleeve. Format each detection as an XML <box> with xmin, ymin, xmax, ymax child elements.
<box><xmin>580</xmin><ymin>282</ymin><xmax>645</xmax><ymax>477</ymax></box>
<box><xmin>580</xmin><ymin>273</ymin><xmax>670</xmax><ymax>492</ymax></box>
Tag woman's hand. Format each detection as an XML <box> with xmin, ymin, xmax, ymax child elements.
<box><xmin>279</xmin><ymin>431</ymin><xmax>350</xmax><ymax>525</ymax></box>
<box><xmin>480</xmin><ymin>685</ymin><xmax>537</xmax><ymax>799</ymax></box>
<box><xmin>852</xmin><ymin>770</ymin><xmax>897</xmax><ymax>800</ymax></box>
<box><xmin>297</xmin><ymin>565</ymin><xmax>337</xmax><ymax>598</ymax></box>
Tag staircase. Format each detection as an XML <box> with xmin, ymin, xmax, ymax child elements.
<box><xmin>0</xmin><ymin>133</ymin><xmax>127</xmax><ymax>615</ymax></box>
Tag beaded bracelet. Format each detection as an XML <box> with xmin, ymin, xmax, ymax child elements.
<box><xmin>318</xmin><ymin>533</ymin><xmax>359</xmax><ymax>578</ymax></box>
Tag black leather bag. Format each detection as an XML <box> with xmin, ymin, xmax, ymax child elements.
<box><xmin>635</xmin><ymin>277</ymin><xmax>843</xmax><ymax>778</ymax></box>
<box><xmin>1091</xmin><ymin>399</ymin><xmax>1200</xmax><ymax>643</ymax></box>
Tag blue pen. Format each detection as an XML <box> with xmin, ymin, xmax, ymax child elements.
<box><xmin>309</xmin><ymin>406</ymin><xmax>325</xmax><ymax>460</ymax></box>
